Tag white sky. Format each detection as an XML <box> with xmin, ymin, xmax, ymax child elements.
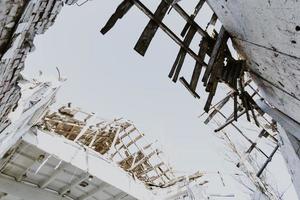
<box><xmin>24</xmin><ymin>0</ymin><xmax>297</xmax><ymax>199</ymax></box>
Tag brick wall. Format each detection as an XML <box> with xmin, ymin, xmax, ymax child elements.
<box><xmin>0</xmin><ymin>0</ymin><xmax>78</xmax><ymax>132</ymax></box>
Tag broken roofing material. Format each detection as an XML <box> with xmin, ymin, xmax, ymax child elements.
<box><xmin>101</xmin><ymin>0</ymin><xmax>299</xmax><ymax>198</ymax></box>
<box><xmin>101</xmin><ymin>0</ymin><xmax>259</xmax><ymax>125</ymax></box>
<box><xmin>0</xmin><ymin>75</ymin><xmax>62</xmax><ymax>159</ymax></box>
<box><xmin>0</xmin><ymin>104</ymin><xmax>212</xmax><ymax>200</ymax></box>
<box><xmin>34</xmin><ymin>105</ymin><xmax>210</xmax><ymax>199</ymax></box>
<box><xmin>200</xmin><ymin>78</ymin><xmax>281</xmax><ymax>199</ymax></box>
<box><xmin>38</xmin><ymin>104</ymin><xmax>176</xmax><ymax>188</ymax></box>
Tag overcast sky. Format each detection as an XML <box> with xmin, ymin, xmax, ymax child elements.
<box><xmin>24</xmin><ymin>0</ymin><xmax>297</xmax><ymax>199</ymax></box>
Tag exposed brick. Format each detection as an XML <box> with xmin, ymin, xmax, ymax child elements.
<box><xmin>0</xmin><ymin>0</ymin><xmax>78</xmax><ymax>133</ymax></box>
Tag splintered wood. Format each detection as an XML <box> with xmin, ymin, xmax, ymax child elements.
<box><xmin>202</xmin><ymin>78</ymin><xmax>279</xmax><ymax>180</ymax></box>
<box><xmin>101</xmin><ymin>0</ymin><xmax>282</xmax><ymax>191</ymax></box>
<box><xmin>100</xmin><ymin>0</ymin><xmax>260</xmax><ymax>122</ymax></box>
<box><xmin>38</xmin><ymin>105</ymin><xmax>175</xmax><ymax>187</ymax></box>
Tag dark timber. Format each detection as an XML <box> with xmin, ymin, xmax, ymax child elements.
<box><xmin>134</xmin><ymin>0</ymin><xmax>172</xmax><ymax>56</ymax></box>
<box><xmin>101</xmin><ymin>0</ymin><xmax>282</xmax><ymax>189</ymax></box>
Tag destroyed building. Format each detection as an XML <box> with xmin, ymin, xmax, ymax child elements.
<box><xmin>0</xmin><ymin>0</ymin><xmax>299</xmax><ymax>199</ymax></box>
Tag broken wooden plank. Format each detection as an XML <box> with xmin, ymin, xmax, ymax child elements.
<box><xmin>203</xmin><ymin>35</ymin><xmax>227</xmax><ymax>112</ymax></box>
<box><xmin>190</xmin><ymin>38</ymin><xmax>209</xmax><ymax>91</ymax></box>
<box><xmin>221</xmin><ymin>59</ymin><xmax>233</xmax><ymax>83</ymax></box>
<box><xmin>223</xmin><ymin>60</ymin><xmax>244</xmax><ymax>91</ymax></box>
<box><xmin>202</xmin><ymin>26</ymin><xmax>229</xmax><ymax>85</ymax></box>
<box><xmin>204</xmin><ymin>94</ymin><xmax>231</xmax><ymax>124</ymax></box>
<box><xmin>177</xmin><ymin>38</ymin><xmax>208</xmax><ymax>98</ymax></box>
<box><xmin>225</xmin><ymin>79</ymin><xmax>252</xmax><ymax>122</ymax></box>
<box><xmin>180</xmin><ymin>0</ymin><xmax>205</xmax><ymax>37</ymax></box>
<box><xmin>205</xmin><ymin>13</ymin><xmax>218</xmax><ymax>30</ymax></box>
<box><xmin>238</xmin><ymin>77</ymin><xmax>251</xmax><ymax>122</ymax></box>
<box><xmin>134</xmin><ymin>0</ymin><xmax>172</xmax><ymax>56</ymax></box>
<box><xmin>240</xmin><ymin>92</ymin><xmax>251</xmax><ymax>121</ymax></box>
<box><xmin>179</xmin><ymin>77</ymin><xmax>200</xmax><ymax>98</ymax></box>
<box><xmin>233</xmin><ymin>92</ymin><xmax>238</xmax><ymax>121</ymax></box>
<box><xmin>204</xmin><ymin>76</ymin><xmax>218</xmax><ymax>112</ymax></box>
<box><xmin>246</xmin><ymin>92</ymin><xmax>260</xmax><ymax>127</ymax></box>
<box><xmin>169</xmin><ymin>27</ymin><xmax>197</xmax><ymax>82</ymax></box>
<box><xmin>172</xmin><ymin>3</ymin><xmax>210</xmax><ymax>39</ymax></box>
<box><xmin>131</xmin><ymin>0</ymin><xmax>207</xmax><ymax>66</ymax></box>
<box><xmin>101</xmin><ymin>0</ymin><xmax>133</xmax><ymax>34</ymax></box>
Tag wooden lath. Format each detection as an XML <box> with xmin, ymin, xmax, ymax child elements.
<box><xmin>38</xmin><ymin>105</ymin><xmax>175</xmax><ymax>187</ymax></box>
<box><xmin>100</xmin><ymin>1</ymin><xmax>284</xmax><ymax>194</ymax></box>
<box><xmin>134</xmin><ymin>0</ymin><xmax>172</xmax><ymax>56</ymax></box>
<box><xmin>200</xmin><ymin>79</ymin><xmax>279</xmax><ymax>179</ymax></box>
<box><xmin>101</xmin><ymin>0</ymin><xmax>260</xmax><ymax>119</ymax></box>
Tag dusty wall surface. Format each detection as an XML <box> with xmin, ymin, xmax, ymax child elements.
<box><xmin>0</xmin><ymin>0</ymin><xmax>78</xmax><ymax>132</ymax></box>
<box><xmin>207</xmin><ymin>0</ymin><xmax>300</xmax><ymax>123</ymax></box>
<box><xmin>208</xmin><ymin>1</ymin><xmax>300</xmax><ymax>197</ymax></box>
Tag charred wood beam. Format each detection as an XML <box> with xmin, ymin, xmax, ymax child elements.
<box><xmin>238</xmin><ymin>78</ymin><xmax>250</xmax><ymax>121</ymax></box>
<box><xmin>245</xmin><ymin>130</ymin><xmax>269</xmax><ymax>156</ymax></box>
<box><xmin>233</xmin><ymin>92</ymin><xmax>238</xmax><ymax>120</ymax></box>
<box><xmin>214</xmin><ymin>109</ymin><xmax>244</xmax><ymax>135</ymax></box>
<box><xmin>169</xmin><ymin>27</ymin><xmax>197</xmax><ymax>82</ymax></box>
<box><xmin>202</xmin><ymin>79</ymin><xmax>250</xmax><ymax>116</ymax></box>
<box><xmin>202</xmin><ymin>26</ymin><xmax>229</xmax><ymax>86</ymax></box>
<box><xmin>131</xmin><ymin>0</ymin><xmax>208</xmax><ymax>66</ymax></box>
<box><xmin>256</xmin><ymin>144</ymin><xmax>279</xmax><ymax>177</ymax></box>
<box><xmin>180</xmin><ymin>0</ymin><xmax>205</xmax><ymax>37</ymax></box>
<box><xmin>100</xmin><ymin>0</ymin><xmax>133</xmax><ymax>34</ymax></box>
<box><xmin>204</xmin><ymin>93</ymin><xmax>231</xmax><ymax>124</ymax></box>
<box><xmin>225</xmin><ymin>79</ymin><xmax>252</xmax><ymax>122</ymax></box>
<box><xmin>222</xmin><ymin>60</ymin><xmax>245</xmax><ymax>90</ymax></box>
<box><xmin>190</xmin><ymin>38</ymin><xmax>209</xmax><ymax>90</ymax></box>
<box><xmin>134</xmin><ymin>1</ymin><xmax>212</xmax><ymax>56</ymax></box>
<box><xmin>245</xmin><ymin>91</ymin><xmax>260</xmax><ymax>127</ymax></box>
<box><xmin>231</xmin><ymin>62</ymin><xmax>244</xmax><ymax>121</ymax></box>
<box><xmin>179</xmin><ymin>77</ymin><xmax>200</xmax><ymax>98</ymax></box>
<box><xmin>238</xmin><ymin>79</ymin><xmax>261</xmax><ymax>127</ymax></box>
<box><xmin>202</xmin><ymin>90</ymin><xmax>234</xmax><ymax>116</ymax></box>
<box><xmin>203</xmin><ymin>30</ymin><xmax>228</xmax><ymax>112</ymax></box>
<box><xmin>241</xmin><ymin>92</ymin><xmax>251</xmax><ymax>121</ymax></box>
<box><xmin>228</xmin><ymin>62</ymin><xmax>245</xmax><ymax>121</ymax></box>
<box><xmin>177</xmin><ymin>38</ymin><xmax>209</xmax><ymax>99</ymax></box>
<box><xmin>134</xmin><ymin>0</ymin><xmax>172</xmax><ymax>56</ymax></box>
<box><xmin>171</xmin><ymin>2</ymin><xmax>210</xmax><ymax>39</ymax></box>
<box><xmin>214</xmin><ymin>109</ymin><xmax>246</xmax><ymax>132</ymax></box>
<box><xmin>205</xmin><ymin>13</ymin><xmax>218</xmax><ymax>30</ymax></box>
<box><xmin>203</xmin><ymin>60</ymin><xmax>222</xmax><ymax>112</ymax></box>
